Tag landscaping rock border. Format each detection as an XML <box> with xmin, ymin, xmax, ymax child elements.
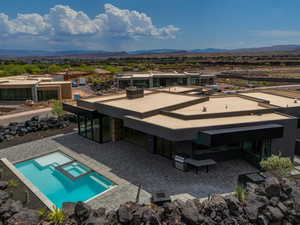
<box><xmin>0</xmin><ymin>176</ymin><xmax>299</xmax><ymax>225</ymax></box>
<box><xmin>0</xmin><ymin>114</ymin><xmax>77</xmax><ymax>144</ymax></box>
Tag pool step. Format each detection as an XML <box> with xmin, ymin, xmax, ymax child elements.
<box><xmin>90</xmin><ymin>175</ymin><xmax>111</xmax><ymax>189</ymax></box>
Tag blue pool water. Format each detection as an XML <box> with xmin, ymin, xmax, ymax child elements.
<box><xmin>15</xmin><ymin>152</ymin><xmax>114</xmax><ymax>208</ymax></box>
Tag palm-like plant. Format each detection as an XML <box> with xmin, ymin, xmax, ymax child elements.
<box><xmin>48</xmin><ymin>207</ymin><xmax>65</xmax><ymax>225</ymax></box>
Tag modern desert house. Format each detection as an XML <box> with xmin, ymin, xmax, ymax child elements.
<box><xmin>0</xmin><ymin>75</ymin><xmax>72</xmax><ymax>101</ymax></box>
<box><xmin>64</xmin><ymin>88</ymin><xmax>300</xmax><ymax>167</ymax></box>
<box><xmin>116</xmin><ymin>72</ymin><xmax>216</xmax><ymax>89</ymax></box>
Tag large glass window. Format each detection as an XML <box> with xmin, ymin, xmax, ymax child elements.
<box><xmin>243</xmin><ymin>139</ymin><xmax>272</xmax><ymax>165</ymax></box>
<box><xmin>86</xmin><ymin>118</ymin><xmax>93</xmax><ymax>140</ymax></box>
<box><xmin>0</xmin><ymin>88</ymin><xmax>32</xmax><ymax>100</ymax></box>
<box><xmin>78</xmin><ymin>115</ymin><xmax>86</xmax><ymax>137</ymax></box>
<box><xmin>93</xmin><ymin>118</ymin><xmax>101</xmax><ymax>143</ymax></box>
<box><xmin>102</xmin><ymin>116</ymin><xmax>112</xmax><ymax>143</ymax></box>
<box><xmin>77</xmin><ymin>114</ymin><xmax>113</xmax><ymax>143</ymax></box>
<box><xmin>133</xmin><ymin>80</ymin><xmax>149</xmax><ymax>88</ymax></box>
<box><xmin>155</xmin><ymin>137</ymin><xmax>175</xmax><ymax>159</ymax></box>
<box><xmin>123</xmin><ymin>127</ymin><xmax>148</xmax><ymax>148</ymax></box>
<box><xmin>37</xmin><ymin>90</ymin><xmax>58</xmax><ymax>101</ymax></box>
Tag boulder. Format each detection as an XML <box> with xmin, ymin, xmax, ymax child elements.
<box><xmin>257</xmin><ymin>214</ymin><xmax>269</xmax><ymax>225</ymax></box>
<box><xmin>225</xmin><ymin>195</ymin><xmax>242</xmax><ymax>216</ymax></box>
<box><xmin>75</xmin><ymin>202</ymin><xmax>91</xmax><ymax>222</ymax></box>
<box><xmin>62</xmin><ymin>202</ymin><xmax>76</xmax><ymax>218</ymax></box>
<box><xmin>106</xmin><ymin>211</ymin><xmax>118</xmax><ymax>225</ymax></box>
<box><xmin>263</xmin><ymin>206</ymin><xmax>284</xmax><ymax>222</ymax></box>
<box><xmin>92</xmin><ymin>207</ymin><xmax>106</xmax><ymax>218</ymax></box>
<box><xmin>0</xmin><ymin>181</ymin><xmax>8</xmax><ymax>190</ymax></box>
<box><xmin>5</xmin><ymin>209</ymin><xmax>39</xmax><ymax>225</ymax></box>
<box><xmin>181</xmin><ymin>200</ymin><xmax>203</xmax><ymax>225</ymax></box>
<box><xmin>264</xmin><ymin>177</ymin><xmax>281</xmax><ymax>198</ymax></box>
<box><xmin>84</xmin><ymin>216</ymin><xmax>106</xmax><ymax>225</ymax></box>
<box><xmin>0</xmin><ymin>190</ymin><xmax>9</xmax><ymax>203</ymax></box>
<box><xmin>118</xmin><ymin>204</ymin><xmax>132</xmax><ymax>224</ymax></box>
<box><xmin>31</xmin><ymin>116</ymin><xmax>39</xmax><ymax>121</ymax></box>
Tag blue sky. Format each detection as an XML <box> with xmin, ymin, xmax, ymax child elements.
<box><xmin>1</xmin><ymin>0</ymin><xmax>300</xmax><ymax>51</ymax></box>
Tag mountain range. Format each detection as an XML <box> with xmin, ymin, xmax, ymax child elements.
<box><xmin>1</xmin><ymin>45</ymin><xmax>300</xmax><ymax>57</ymax></box>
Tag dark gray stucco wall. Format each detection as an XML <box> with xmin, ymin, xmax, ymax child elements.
<box><xmin>270</xmin><ymin>118</ymin><xmax>297</xmax><ymax>159</ymax></box>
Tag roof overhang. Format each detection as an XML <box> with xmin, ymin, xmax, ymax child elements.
<box><xmin>197</xmin><ymin>124</ymin><xmax>284</xmax><ymax>146</ymax></box>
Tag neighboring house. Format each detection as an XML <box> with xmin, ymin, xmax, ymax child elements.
<box><xmin>116</xmin><ymin>72</ymin><xmax>216</xmax><ymax>89</ymax></box>
<box><xmin>64</xmin><ymin>88</ymin><xmax>300</xmax><ymax>168</ymax></box>
<box><xmin>0</xmin><ymin>75</ymin><xmax>72</xmax><ymax>101</ymax></box>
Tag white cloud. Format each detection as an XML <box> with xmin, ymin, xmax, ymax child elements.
<box><xmin>0</xmin><ymin>4</ymin><xmax>179</xmax><ymax>50</ymax></box>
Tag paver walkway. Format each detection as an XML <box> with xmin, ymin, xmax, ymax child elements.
<box><xmin>0</xmin><ymin>133</ymin><xmax>257</xmax><ymax>210</ymax></box>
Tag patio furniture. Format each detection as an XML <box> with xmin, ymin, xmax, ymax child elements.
<box><xmin>238</xmin><ymin>172</ymin><xmax>266</xmax><ymax>187</ymax></box>
<box><xmin>151</xmin><ymin>191</ymin><xmax>171</xmax><ymax>206</ymax></box>
<box><xmin>185</xmin><ymin>158</ymin><xmax>217</xmax><ymax>173</ymax></box>
<box><xmin>173</xmin><ymin>155</ymin><xmax>188</xmax><ymax>171</ymax></box>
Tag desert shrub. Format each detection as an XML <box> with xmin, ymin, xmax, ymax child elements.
<box><xmin>260</xmin><ymin>154</ymin><xmax>294</xmax><ymax>177</ymax></box>
<box><xmin>235</xmin><ymin>185</ymin><xmax>247</xmax><ymax>202</ymax></box>
<box><xmin>48</xmin><ymin>207</ymin><xmax>65</xmax><ymax>225</ymax></box>
<box><xmin>51</xmin><ymin>100</ymin><xmax>66</xmax><ymax>118</ymax></box>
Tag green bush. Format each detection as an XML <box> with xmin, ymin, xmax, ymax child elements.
<box><xmin>260</xmin><ymin>155</ymin><xmax>294</xmax><ymax>177</ymax></box>
<box><xmin>48</xmin><ymin>207</ymin><xmax>65</xmax><ymax>225</ymax></box>
<box><xmin>235</xmin><ymin>185</ymin><xmax>247</xmax><ymax>202</ymax></box>
<box><xmin>51</xmin><ymin>100</ymin><xmax>66</xmax><ymax>118</ymax></box>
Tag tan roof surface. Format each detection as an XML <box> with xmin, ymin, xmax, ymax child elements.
<box><xmin>241</xmin><ymin>92</ymin><xmax>300</xmax><ymax>107</ymax></box>
<box><xmin>136</xmin><ymin>113</ymin><xmax>290</xmax><ymax>129</ymax></box>
<box><xmin>173</xmin><ymin>96</ymin><xmax>265</xmax><ymax>115</ymax></box>
<box><xmin>0</xmin><ymin>79</ymin><xmax>38</xmax><ymax>85</ymax></box>
<box><xmin>156</xmin><ymin>86</ymin><xmax>201</xmax><ymax>93</ymax></box>
<box><xmin>100</xmin><ymin>92</ymin><xmax>200</xmax><ymax>113</ymax></box>
<box><xmin>84</xmin><ymin>93</ymin><xmax>127</xmax><ymax>103</ymax></box>
<box><xmin>84</xmin><ymin>90</ymin><xmax>153</xmax><ymax>103</ymax></box>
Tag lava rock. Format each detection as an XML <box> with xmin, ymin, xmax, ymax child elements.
<box><xmin>5</xmin><ymin>209</ymin><xmax>39</xmax><ymax>225</ymax></box>
<box><xmin>264</xmin><ymin>177</ymin><xmax>281</xmax><ymax>198</ymax></box>
<box><xmin>62</xmin><ymin>202</ymin><xmax>76</xmax><ymax>218</ymax></box>
<box><xmin>118</xmin><ymin>204</ymin><xmax>133</xmax><ymax>224</ymax></box>
<box><xmin>75</xmin><ymin>202</ymin><xmax>91</xmax><ymax>222</ymax></box>
<box><xmin>0</xmin><ymin>181</ymin><xmax>8</xmax><ymax>190</ymax></box>
<box><xmin>181</xmin><ymin>200</ymin><xmax>203</xmax><ymax>225</ymax></box>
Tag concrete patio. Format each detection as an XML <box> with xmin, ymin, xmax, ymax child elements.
<box><xmin>0</xmin><ymin>133</ymin><xmax>257</xmax><ymax>210</ymax></box>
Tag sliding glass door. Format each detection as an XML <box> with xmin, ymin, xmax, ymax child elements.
<box><xmin>77</xmin><ymin>114</ymin><xmax>112</xmax><ymax>143</ymax></box>
<box><xmin>242</xmin><ymin>138</ymin><xmax>272</xmax><ymax>166</ymax></box>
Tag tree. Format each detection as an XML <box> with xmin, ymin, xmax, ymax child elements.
<box><xmin>51</xmin><ymin>100</ymin><xmax>66</xmax><ymax>118</ymax></box>
<box><xmin>260</xmin><ymin>155</ymin><xmax>294</xmax><ymax>177</ymax></box>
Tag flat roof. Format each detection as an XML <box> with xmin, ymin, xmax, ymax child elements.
<box><xmin>173</xmin><ymin>96</ymin><xmax>266</xmax><ymax>115</ymax></box>
<box><xmin>40</xmin><ymin>81</ymin><xmax>71</xmax><ymax>85</ymax></box>
<box><xmin>100</xmin><ymin>92</ymin><xmax>200</xmax><ymax>113</ymax></box>
<box><xmin>155</xmin><ymin>86</ymin><xmax>201</xmax><ymax>93</ymax></box>
<box><xmin>134</xmin><ymin>113</ymin><xmax>290</xmax><ymax>129</ymax></box>
<box><xmin>0</xmin><ymin>79</ymin><xmax>38</xmax><ymax>85</ymax></box>
<box><xmin>241</xmin><ymin>92</ymin><xmax>300</xmax><ymax>107</ymax></box>
<box><xmin>83</xmin><ymin>90</ymin><xmax>153</xmax><ymax>103</ymax></box>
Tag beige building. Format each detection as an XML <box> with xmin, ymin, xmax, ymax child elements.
<box><xmin>0</xmin><ymin>75</ymin><xmax>72</xmax><ymax>101</ymax></box>
<box><xmin>64</xmin><ymin>88</ymin><xmax>300</xmax><ymax>168</ymax></box>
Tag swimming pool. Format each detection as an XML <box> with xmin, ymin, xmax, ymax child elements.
<box><xmin>15</xmin><ymin>152</ymin><xmax>115</xmax><ymax>208</ymax></box>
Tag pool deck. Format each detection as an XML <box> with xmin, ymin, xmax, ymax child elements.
<box><xmin>0</xmin><ymin>133</ymin><xmax>257</xmax><ymax>211</ymax></box>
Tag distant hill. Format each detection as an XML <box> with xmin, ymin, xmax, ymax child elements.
<box><xmin>190</xmin><ymin>48</ymin><xmax>228</xmax><ymax>53</ymax></box>
<box><xmin>2</xmin><ymin>44</ymin><xmax>300</xmax><ymax>58</ymax></box>
<box><xmin>230</xmin><ymin>45</ymin><xmax>300</xmax><ymax>53</ymax></box>
<box><xmin>128</xmin><ymin>49</ymin><xmax>187</xmax><ymax>55</ymax></box>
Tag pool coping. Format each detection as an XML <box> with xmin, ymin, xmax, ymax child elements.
<box><xmin>0</xmin><ymin>158</ymin><xmax>56</xmax><ymax>210</ymax></box>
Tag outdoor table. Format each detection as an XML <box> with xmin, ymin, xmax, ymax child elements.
<box><xmin>185</xmin><ymin>158</ymin><xmax>217</xmax><ymax>173</ymax></box>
